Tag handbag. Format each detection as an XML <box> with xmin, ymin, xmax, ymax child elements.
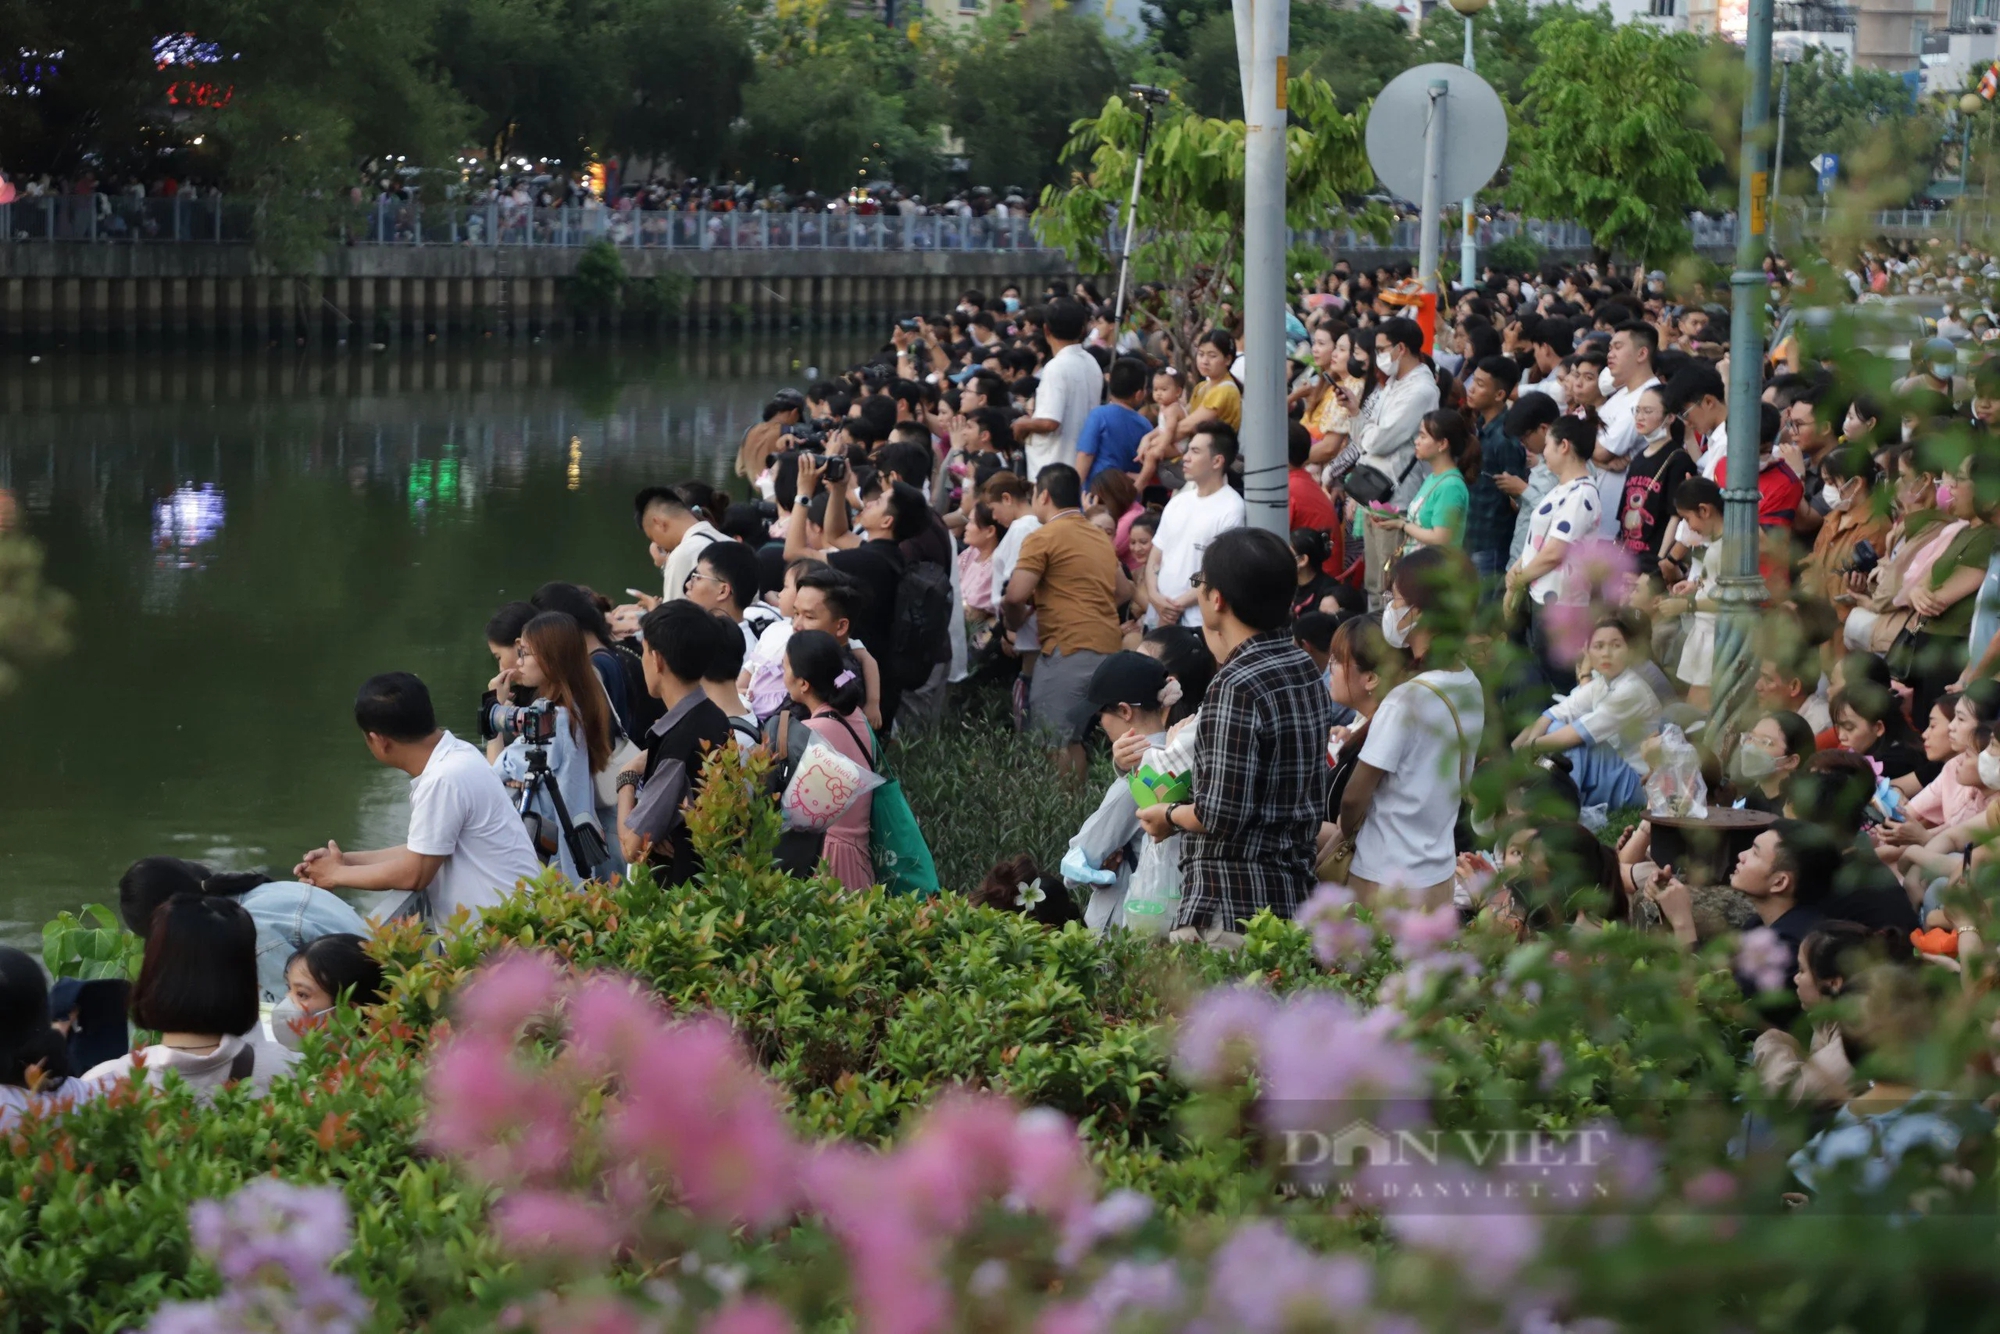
<box><xmin>1886</xmin><ymin>615</ymin><xmax>1930</xmax><ymax>683</ymax></box>
<box><xmin>594</xmin><ymin>735</ymin><xmax>645</xmax><ymax>808</ymax></box>
<box><xmin>826</xmin><ymin>715</ymin><xmax>940</xmax><ymax>898</ymax></box>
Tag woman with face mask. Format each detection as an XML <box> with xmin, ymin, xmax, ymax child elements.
<box><xmin>1731</xmin><ymin>710</ymin><xmax>1816</xmax><ymax>815</ymax></box>
<box><xmin>272</xmin><ymin>933</ymin><xmax>386</xmax><ymax>1052</ymax></box>
<box><xmin>1801</xmin><ymin>448</ymin><xmax>1890</xmax><ymax>633</ymax></box>
<box><xmin>1615</xmin><ymin>385</ymin><xmax>1697</xmax><ymax>563</ymax></box>
<box><xmin>1512</xmin><ymin>614</ymin><xmax>1663</xmax><ymax>810</ymax></box>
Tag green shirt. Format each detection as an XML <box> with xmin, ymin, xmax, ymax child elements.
<box><xmin>1406</xmin><ymin>469</ymin><xmax>1470</xmax><ymax>552</ymax></box>
<box><xmin>1925</xmin><ymin>520</ymin><xmax>1997</xmax><ymax>638</ymax></box>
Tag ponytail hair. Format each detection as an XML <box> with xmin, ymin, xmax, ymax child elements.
<box><xmin>117</xmin><ymin>857</ymin><xmax>274</xmax><ymax>936</ymax></box>
<box><xmin>1421</xmin><ymin>409</ymin><xmax>1481</xmax><ymax>484</ymax></box>
<box><xmin>786</xmin><ymin>629</ymin><xmax>865</xmax><ymax>715</ymax></box>
<box><xmin>1549</xmin><ymin>415</ymin><xmax>1599</xmax><ymax>466</ymax></box>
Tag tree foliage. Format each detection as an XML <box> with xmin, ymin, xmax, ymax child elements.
<box><xmin>1508</xmin><ymin>16</ymin><xmax>1721</xmax><ymax>264</ymax></box>
<box><xmin>1036</xmin><ymin>75</ymin><xmax>1376</xmax><ymax>359</ymax></box>
<box><xmin>943</xmin><ymin>10</ymin><xmax>1124</xmax><ymax>190</ymax></box>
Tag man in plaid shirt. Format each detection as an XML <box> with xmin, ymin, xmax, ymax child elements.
<box><xmin>1136</xmin><ymin>528</ymin><xmax>1334</xmax><ymax>939</ymax></box>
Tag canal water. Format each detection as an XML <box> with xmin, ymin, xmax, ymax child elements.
<box><xmin>0</xmin><ymin>337</ymin><xmax>873</xmax><ymax>938</ymax></box>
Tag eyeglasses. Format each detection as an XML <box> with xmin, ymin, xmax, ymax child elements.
<box><xmin>1188</xmin><ymin>572</ymin><xmax>1208</xmax><ymax>591</ymax></box>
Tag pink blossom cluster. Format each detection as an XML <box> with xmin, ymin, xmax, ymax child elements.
<box><xmin>1734</xmin><ymin>926</ymin><xmax>1792</xmax><ymax>994</ymax></box>
<box><xmin>148</xmin><ymin>1179</ymin><xmax>368</xmax><ymax>1334</ymax></box>
<box><xmin>1295</xmin><ymin>884</ymin><xmax>1373</xmax><ymax>970</ymax></box>
<box><xmin>1544</xmin><ymin>537</ymin><xmax>1641</xmax><ymax>662</ymax></box>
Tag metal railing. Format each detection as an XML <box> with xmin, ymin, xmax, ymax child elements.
<box><xmin>0</xmin><ymin>194</ymin><xmax>1967</xmax><ymax>255</ymax></box>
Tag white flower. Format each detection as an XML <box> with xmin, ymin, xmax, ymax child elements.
<box><xmin>1015</xmin><ymin>880</ymin><xmax>1045</xmax><ymax>909</ymax></box>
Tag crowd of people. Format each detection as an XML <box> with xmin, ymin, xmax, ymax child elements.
<box><xmin>8</xmin><ymin>250</ymin><xmax>2000</xmax><ymax>1196</ymax></box>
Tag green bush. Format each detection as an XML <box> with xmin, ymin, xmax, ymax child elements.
<box><xmin>1486</xmin><ymin>230</ymin><xmax>1547</xmax><ymax>274</ymax></box>
<box><xmin>624</xmin><ymin>270</ymin><xmax>691</xmax><ymax>323</ymax></box>
<box><xmin>569</xmin><ymin>240</ymin><xmax>627</xmax><ymax>316</ymax></box>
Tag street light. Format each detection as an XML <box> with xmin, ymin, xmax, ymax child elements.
<box><xmin>1447</xmin><ymin>0</ymin><xmax>1489</xmax><ymax>291</ymax></box>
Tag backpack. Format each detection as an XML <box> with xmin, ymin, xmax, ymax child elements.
<box><xmin>890</xmin><ymin>559</ymin><xmax>953</xmax><ymax>671</ymax></box>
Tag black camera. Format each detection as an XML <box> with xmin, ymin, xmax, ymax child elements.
<box><xmin>898</xmin><ymin>317</ymin><xmax>921</xmax><ymax>333</ymax></box>
<box><xmin>780</xmin><ymin>420</ymin><xmax>825</xmax><ymax>449</ymax></box>
<box><xmin>1840</xmin><ymin>540</ymin><xmax>1880</xmax><ymax>576</ymax></box>
<box><xmin>482</xmin><ymin>697</ymin><xmax>559</xmax><ymax>746</ymax></box>
<box><xmin>805</xmin><ymin>452</ymin><xmax>848</xmax><ymax>484</ymax></box>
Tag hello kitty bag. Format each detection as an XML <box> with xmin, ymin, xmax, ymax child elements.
<box><xmin>769</xmin><ymin>714</ymin><xmax>884</xmax><ymax>832</ymax></box>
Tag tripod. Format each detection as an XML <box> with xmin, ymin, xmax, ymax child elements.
<box><xmin>516</xmin><ymin>741</ymin><xmax>608</xmax><ymax>874</ymax></box>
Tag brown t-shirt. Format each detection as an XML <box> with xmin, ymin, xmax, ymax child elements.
<box><xmin>1014</xmin><ymin>512</ymin><xmax>1123</xmax><ymax>656</ymax></box>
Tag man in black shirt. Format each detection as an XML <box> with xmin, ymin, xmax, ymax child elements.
<box><xmin>1785</xmin><ymin>752</ymin><xmax>1921</xmax><ymax>935</ymax></box>
<box><xmin>783</xmin><ymin>454</ymin><xmax>929</xmax><ymax>730</ymax></box>
<box><xmin>618</xmin><ymin>602</ymin><xmax>733</xmax><ymax>887</ymax></box>
<box><xmin>876</xmin><ymin>439</ymin><xmax>958</xmax><ymax>729</ymax></box>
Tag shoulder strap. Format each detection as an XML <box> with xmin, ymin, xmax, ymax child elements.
<box><xmin>816</xmin><ymin>710</ymin><xmax>876</xmax><ymax>772</ymax></box>
<box><xmin>227</xmin><ymin>1045</ymin><xmax>255</xmax><ymax>1085</ymax></box>
<box><xmin>1409</xmin><ymin>676</ymin><xmax>1472</xmax><ymax>787</ymax></box>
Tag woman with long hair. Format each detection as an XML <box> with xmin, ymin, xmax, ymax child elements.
<box><xmin>1089</xmin><ymin>468</ymin><xmax>1143</xmax><ymax>567</ymax></box>
<box><xmin>489</xmin><ymin>610</ymin><xmax>615</xmax><ymax>881</ymax></box>
<box><xmin>1369</xmin><ymin>409</ymin><xmax>1478</xmax><ymax>554</ymax></box>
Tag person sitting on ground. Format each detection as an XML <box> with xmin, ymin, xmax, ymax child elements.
<box><xmin>1831</xmin><ymin>686</ymin><xmax>1925</xmax><ymax>794</ymax></box>
<box><xmin>0</xmin><ymin>946</ymin><xmax>95</xmax><ymax>1129</ymax></box>
<box><xmin>297</xmin><ymin>673</ymin><xmax>541</xmax><ymax>922</ymax></box>
<box><xmin>969</xmin><ymin>855</ymin><xmax>1086</xmax><ymax>930</ymax></box>
<box><xmin>1482</xmin><ymin>821</ymin><xmax>1628</xmax><ymax>940</ymax></box>
<box><xmin>1141</xmin><ymin>528</ymin><xmax>1336</xmax><ymax>942</ymax></box>
<box><xmin>273</xmin><ymin>933</ymin><xmax>386</xmax><ymax>1051</ymax></box>
<box><xmin>1511</xmin><ymin>612</ymin><xmax>1661</xmax><ymax>810</ymax></box>
<box><xmin>82</xmin><ymin>894</ymin><xmax>299</xmax><ymax>1098</ymax></box>
<box><xmin>1649</xmin><ymin>820</ymin><xmax>1841</xmax><ymax>988</ymax></box>
<box><xmin>618</xmin><ymin>602</ymin><xmax>734</xmax><ymax>884</ymax></box>
<box><xmin>1063</xmin><ymin>652</ymin><xmax>1182</xmax><ymax>933</ymax></box>
<box><xmin>116</xmin><ymin>857</ymin><xmax>370</xmax><ymax>1006</ymax></box>
<box><xmin>1754</xmin><ymin>642</ymin><xmax>1834</xmax><ymax>737</ymax></box>
<box><xmin>1754</xmin><ymin>921</ymin><xmax>1912</xmax><ymax>1108</ymax></box>
<box><xmin>1729</xmin><ymin>710</ymin><xmax>1817</xmax><ymax>815</ymax></box>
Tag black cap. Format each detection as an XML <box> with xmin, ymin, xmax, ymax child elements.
<box><xmin>1085</xmin><ymin>651</ymin><xmax>1170</xmax><ymax>714</ymax></box>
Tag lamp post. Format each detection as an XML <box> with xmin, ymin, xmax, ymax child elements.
<box><xmin>1448</xmin><ymin>0</ymin><xmax>1489</xmax><ymax>290</ymax></box>
<box><xmin>1711</xmin><ymin>0</ymin><xmax>1776</xmax><ymax>730</ymax></box>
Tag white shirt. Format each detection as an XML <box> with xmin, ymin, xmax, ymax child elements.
<box><xmin>1152</xmin><ymin>485</ymin><xmax>1246</xmax><ymax>626</ymax></box>
<box><xmin>83</xmin><ymin>1029</ymin><xmax>299</xmax><ymax>1101</ymax></box>
<box><xmin>1353</xmin><ymin>365</ymin><xmax>1440</xmax><ymax>485</ymax></box>
<box><xmin>661</xmin><ymin>521</ymin><xmax>726</xmax><ymax>602</ymax></box>
<box><xmin>1594</xmin><ymin>376</ymin><xmax>1659</xmax><ymax>536</ymax></box>
<box><xmin>1353</xmin><ymin>667</ymin><xmax>1485</xmax><ymax>889</ymax></box>
<box><xmin>991</xmin><ymin>513</ymin><xmax>1043</xmax><ymax>654</ymax></box>
<box><xmin>1025</xmin><ymin>343</ymin><xmax>1103</xmax><ymax>479</ymax></box>
<box><xmin>1517</xmin><ymin>477</ymin><xmax>1600</xmax><ymax>605</ymax></box>
<box><xmin>407</xmin><ymin>731</ymin><xmax>542</xmax><ymax>920</ymax></box>
<box><xmin>1548</xmin><ymin>669</ymin><xmax>1662</xmax><ymax>775</ymax></box>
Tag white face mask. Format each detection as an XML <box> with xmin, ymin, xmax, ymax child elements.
<box><xmin>1381</xmin><ymin>601</ymin><xmax>1414</xmax><ymax>650</ymax></box>
<box><xmin>1377</xmin><ymin>350</ymin><xmax>1398</xmax><ymax>376</ymax></box>
<box><xmin>271</xmin><ymin>998</ymin><xmax>327</xmax><ymax>1052</ymax></box>
<box><xmin>1822</xmin><ymin>482</ymin><xmax>1844</xmax><ymax>510</ymax></box>
<box><xmin>1980</xmin><ymin>747</ymin><xmax>2000</xmax><ymax>790</ymax></box>
<box><xmin>1734</xmin><ymin>739</ymin><xmax>1780</xmax><ymax>783</ymax></box>
<box><xmin>1598</xmin><ymin>367</ymin><xmax>1617</xmax><ymax>398</ymax></box>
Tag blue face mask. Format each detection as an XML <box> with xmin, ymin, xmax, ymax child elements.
<box><xmin>1003</xmin><ymin>297</ymin><xmax>1021</xmax><ymax>313</ymax></box>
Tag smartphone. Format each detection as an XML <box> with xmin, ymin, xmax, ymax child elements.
<box><xmin>626</xmin><ymin>588</ymin><xmax>648</xmax><ymax>600</ymax></box>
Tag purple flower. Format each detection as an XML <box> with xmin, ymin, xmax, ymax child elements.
<box><xmin>1735</xmin><ymin>927</ymin><xmax>1792</xmax><ymax>994</ymax></box>
<box><xmin>1087</xmin><ymin>1260</ymin><xmax>1184</xmax><ymax>1317</ymax></box>
<box><xmin>1388</xmin><ymin>1191</ymin><xmax>1544</xmax><ymax>1294</ymax></box>
<box><xmin>1383</xmin><ymin>904</ymin><xmax>1460</xmax><ymax>962</ymax></box>
<box><xmin>701</xmin><ymin>1297</ymin><xmax>797</xmax><ymax>1334</ymax></box>
<box><xmin>152</xmin><ymin>1181</ymin><xmax>368</xmax><ymax>1334</ymax></box>
<box><xmin>1537</xmin><ymin>1041</ymin><xmax>1565</xmax><ymax>1093</ymax></box>
<box><xmin>1297</xmin><ymin>885</ymin><xmax>1375</xmax><ymax>969</ymax></box>
<box><xmin>1202</xmin><ymin>1220</ymin><xmax>1372</xmax><ymax>1332</ymax></box>
<box><xmin>1174</xmin><ymin>985</ymin><xmax>1276</xmax><ymax>1085</ymax></box>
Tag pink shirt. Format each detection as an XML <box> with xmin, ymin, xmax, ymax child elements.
<box><xmin>958</xmin><ymin>545</ymin><xmax>995</xmax><ymax>615</ymax></box>
<box><xmin>1906</xmin><ymin>754</ymin><xmax>1991</xmax><ymax>830</ymax></box>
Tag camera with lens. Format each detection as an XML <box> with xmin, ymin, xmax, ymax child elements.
<box><xmin>1839</xmin><ymin>540</ymin><xmax>1879</xmax><ymax>576</ymax></box>
<box><xmin>898</xmin><ymin>316</ymin><xmax>922</xmax><ymax>333</ymax></box>
<box><xmin>780</xmin><ymin>420</ymin><xmax>826</xmax><ymax>449</ymax></box>
<box><xmin>804</xmin><ymin>452</ymin><xmax>848</xmax><ymax>484</ymax></box>
<box><xmin>481</xmin><ymin>696</ymin><xmax>559</xmax><ymax>746</ymax></box>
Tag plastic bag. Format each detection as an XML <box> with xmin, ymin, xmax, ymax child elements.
<box><xmin>1644</xmin><ymin>724</ymin><xmax>1708</xmax><ymax>819</ymax></box>
<box><xmin>778</xmin><ymin>729</ymin><xmax>885</xmax><ymax>832</ymax></box>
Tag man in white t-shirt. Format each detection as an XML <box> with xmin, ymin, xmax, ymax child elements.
<box><xmin>609</xmin><ymin>485</ymin><xmax>726</xmax><ymax>635</ymax></box>
<box><xmin>296</xmin><ymin>672</ymin><xmax>539</xmax><ymax>922</ymax></box>
<box><xmin>1011</xmin><ymin>298</ymin><xmax>1103</xmax><ymax>479</ymax></box>
<box><xmin>1146</xmin><ymin>425</ymin><xmax>1246</xmax><ymax>627</ymax></box>
<box><xmin>1593</xmin><ymin>321</ymin><xmax>1661</xmax><ymax>535</ymax></box>
<box><xmin>1340</xmin><ymin>549</ymin><xmax>1486</xmax><ymax>908</ymax></box>
<box><xmin>985</xmin><ymin>472</ymin><xmax>1043</xmax><ymax>655</ymax></box>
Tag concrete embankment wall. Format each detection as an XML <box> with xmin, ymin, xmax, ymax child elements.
<box><xmin>0</xmin><ymin>246</ymin><xmax>1081</xmax><ymax>345</ymax></box>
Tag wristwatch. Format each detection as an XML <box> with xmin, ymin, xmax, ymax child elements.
<box><xmin>1163</xmin><ymin>802</ymin><xmax>1184</xmax><ymax>829</ymax></box>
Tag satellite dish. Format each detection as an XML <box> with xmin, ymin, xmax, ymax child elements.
<box><xmin>1365</xmin><ymin>63</ymin><xmax>1508</xmax><ymax>206</ymax></box>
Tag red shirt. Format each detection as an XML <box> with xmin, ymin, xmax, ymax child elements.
<box><xmin>1714</xmin><ymin>455</ymin><xmax>1803</xmax><ymax>529</ymax></box>
<box><xmin>1288</xmin><ymin>467</ymin><xmax>1342</xmax><ymax>575</ymax></box>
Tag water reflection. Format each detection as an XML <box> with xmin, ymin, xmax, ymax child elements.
<box><xmin>0</xmin><ymin>337</ymin><xmax>871</xmax><ymax>935</ymax></box>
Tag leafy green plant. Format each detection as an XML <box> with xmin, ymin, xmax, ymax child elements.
<box><xmin>41</xmin><ymin>903</ymin><xmax>142</xmax><ymax>982</ymax></box>
<box><xmin>569</xmin><ymin>240</ymin><xmax>627</xmax><ymax>317</ymax></box>
<box><xmin>625</xmin><ymin>271</ymin><xmax>691</xmax><ymax>324</ymax></box>
<box><xmin>1486</xmin><ymin>230</ymin><xmax>1546</xmax><ymax>274</ymax></box>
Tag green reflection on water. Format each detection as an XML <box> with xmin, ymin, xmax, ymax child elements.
<box><xmin>0</xmin><ymin>337</ymin><xmax>870</xmax><ymax>939</ymax></box>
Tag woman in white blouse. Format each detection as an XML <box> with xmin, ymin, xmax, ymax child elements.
<box><xmin>1511</xmin><ymin>613</ymin><xmax>1662</xmax><ymax>809</ymax></box>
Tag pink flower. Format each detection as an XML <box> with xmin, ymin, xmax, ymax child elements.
<box><xmin>454</xmin><ymin>949</ymin><xmax>564</xmax><ymax>1035</ymax></box>
<box><xmin>1034</xmin><ymin>1302</ymin><xmax>1104</xmax><ymax>1334</ymax></box>
<box><xmin>424</xmin><ymin>1032</ymin><xmax>575</xmax><ymax>1183</ymax></box>
<box><xmin>189</xmin><ymin>1178</ymin><xmax>351</xmax><ymax>1280</ymax></box>
<box><xmin>1735</xmin><ymin>926</ymin><xmax>1792</xmax><ymax>994</ymax></box>
<box><xmin>566</xmin><ymin>972</ymin><xmax>668</xmax><ymax>1074</ymax></box>
<box><xmin>806</xmin><ymin>1148</ymin><xmax>952</xmax><ymax>1334</ymax></box>
<box><xmin>1006</xmin><ymin>1108</ymin><xmax>1094</xmax><ymax>1223</ymax></box>
<box><xmin>1174</xmin><ymin>985</ymin><xmax>1276</xmax><ymax>1085</ymax></box>
<box><xmin>490</xmin><ymin>1190</ymin><xmax>623</xmax><ymax>1264</ymax></box>
<box><xmin>1683</xmin><ymin>1167</ymin><xmax>1738</xmax><ymax>1206</ymax></box>
<box><xmin>1389</xmin><ymin>1195</ymin><xmax>1544</xmax><ymax>1294</ymax></box>
<box><xmin>1543</xmin><ymin>538</ymin><xmax>1639</xmax><ymax>663</ymax></box>
<box><xmin>1256</xmin><ymin>995</ymin><xmax>1429</xmax><ymax>1116</ymax></box>
<box><xmin>1382</xmin><ymin>903</ymin><xmax>1460</xmax><ymax>962</ymax></box>
<box><xmin>701</xmin><ymin>1298</ymin><xmax>796</xmax><ymax>1334</ymax></box>
<box><xmin>609</xmin><ymin>1016</ymin><xmax>802</xmax><ymax>1229</ymax></box>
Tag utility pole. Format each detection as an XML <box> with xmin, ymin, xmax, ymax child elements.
<box><xmin>1712</xmin><ymin>0</ymin><xmax>1776</xmax><ymax>731</ymax></box>
<box><xmin>1450</xmin><ymin>0</ymin><xmax>1490</xmax><ymax>289</ymax></box>
<box><xmin>1232</xmin><ymin>0</ymin><xmax>1291</xmax><ymax>535</ymax></box>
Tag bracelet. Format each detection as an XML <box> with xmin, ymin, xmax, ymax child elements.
<box><xmin>616</xmin><ymin>769</ymin><xmax>645</xmax><ymax>793</ymax></box>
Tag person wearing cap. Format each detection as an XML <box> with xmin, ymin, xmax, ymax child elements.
<box><xmin>1895</xmin><ymin>336</ymin><xmax>1967</xmax><ymax>413</ymax></box>
<box><xmin>1060</xmin><ymin>652</ymin><xmax>1183</xmax><ymax>932</ymax></box>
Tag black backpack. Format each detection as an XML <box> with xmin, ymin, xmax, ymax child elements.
<box><xmin>891</xmin><ymin>559</ymin><xmax>954</xmax><ymax>672</ymax></box>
